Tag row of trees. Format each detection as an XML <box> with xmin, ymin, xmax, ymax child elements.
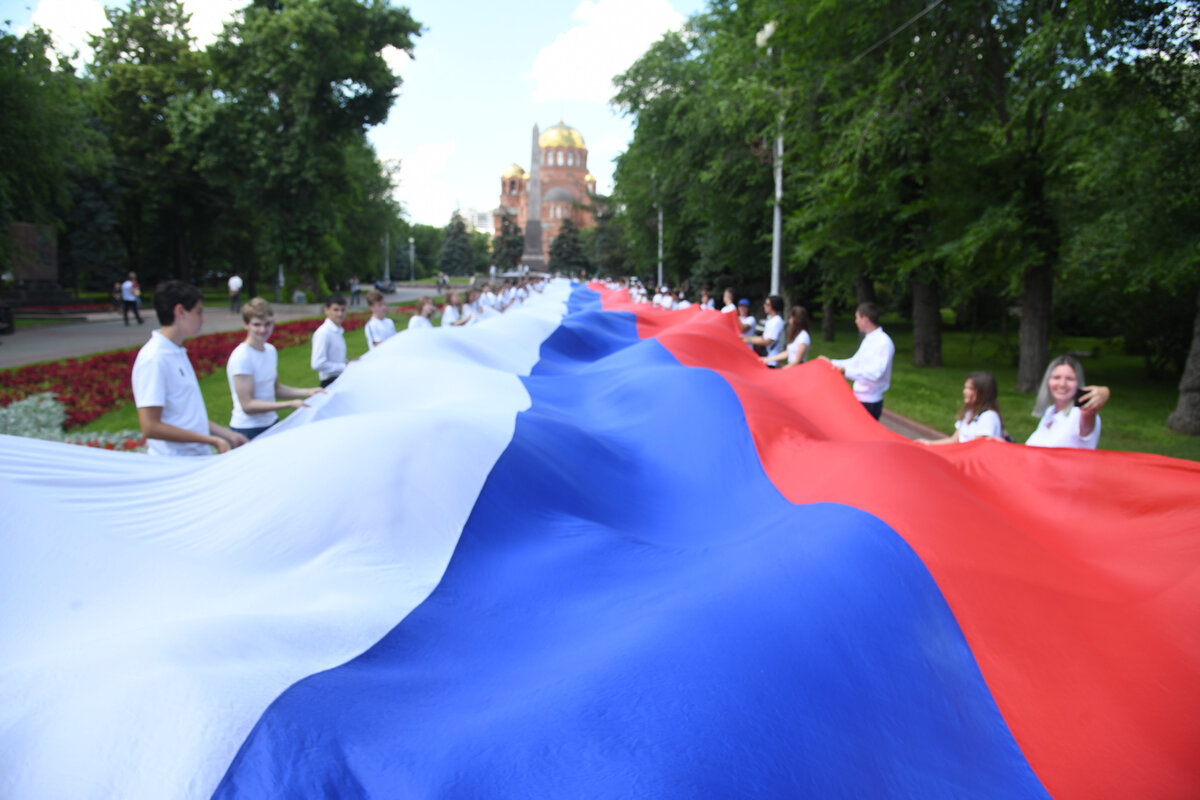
<box><xmin>609</xmin><ymin>0</ymin><xmax>1200</xmax><ymax>432</ymax></box>
<box><xmin>2</xmin><ymin>0</ymin><xmax>420</xmax><ymax>298</ymax></box>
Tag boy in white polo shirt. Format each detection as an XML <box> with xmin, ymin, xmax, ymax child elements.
<box><xmin>227</xmin><ymin>297</ymin><xmax>323</xmax><ymax>440</ymax></box>
<box><xmin>311</xmin><ymin>294</ymin><xmax>348</xmax><ymax>387</ymax></box>
<box><xmin>364</xmin><ymin>289</ymin><xmax>397</xmax><ymax>350</ymax></box>
<box><xmin>132</xmin><ymin>281</ymin><xmax>247</xmax><ymax>456</ymax></box>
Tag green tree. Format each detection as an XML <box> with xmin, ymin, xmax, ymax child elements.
<box><xmin>437</xmin><ymin>212</ymin><xmax>475</xmax><ymax>276</ymax></box>
<box><xmin>174</xmin><ymin>0</ymin><xmax>420</xmax><ymax>291</ymax></box>
<box><xmin>0</xmin><ymin>25</ymin><xmax>99</xmax><ymax>274</ymax></box>
<box><xmin>88</xmin><ymin>0</ymin><xmax>209</xmax><ymax>283</ymax></box>
<box><xmin>548</xmin><ymin>218</ymin><xmax>590</xmax><ymax>275</ymax></box>
<box><xmin>492</xmin><ymin>213</ymin><xmax>524</xmax><ymax>271</ymax></box>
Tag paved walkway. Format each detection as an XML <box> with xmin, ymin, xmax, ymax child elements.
<box><xmin>0</xmin><ymin>289</ymin><xmax>428</xmax><ymax>369</ymax></box>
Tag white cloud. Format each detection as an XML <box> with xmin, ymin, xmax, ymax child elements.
<box><xmin>28</xmin><ymin>0</ymin><xmax>107</xmax><ymax>61</ymax></box>
<box><xmin>25</xmin><ymin>0</ymin><xmax>241</xmax><ymax>64</ymax></box>
<box><xmin>387</xmin><ymin>139</ymin><xmax>460</xmax><ymax>226</ymax></box>
<box><xmin>529</xmin><ymin>0</ymin><xmax>684</xmax><ymax>104</ymax></box>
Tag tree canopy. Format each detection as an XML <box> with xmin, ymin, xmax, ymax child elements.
<box><xmin>611</xmin><ymin>0</ymin><xmax>1200</xmax><ymax>431</ymax></box>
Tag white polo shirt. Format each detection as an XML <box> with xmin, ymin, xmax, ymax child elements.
<box><xmin>365</xmin><ymin>317</ymin><xmax>397</xmax><ymax>350</ymax></box>
<box><xmin>408</xmin><ymin>315</ymin><xmax>433</xmax><ymax>330</ymax></box>
<box><xmin>227</xmin><ymin>341</ymin><xmax>279</xmax><ymax>429</ymax></box>
<box><xmin>132</xmin><ymin>331</ymin><xmax>210</xmax><ymax>457</ymax></box>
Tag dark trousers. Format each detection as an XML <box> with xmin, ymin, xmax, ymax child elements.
<box><xmin>230</xmin><ymin>424</ymin><xmax>273</xmax><ymax>441</ymax></box>
<box><xmin>320</xmin><ymin>374</ymin><xmax>341</xmax><ymax>388</ymax></box>
<box><xmin>230</xmin><ymin>292</ymin><xmax>242</xmax><ymax>313</ymax></box>
<box><xmin>861</xmin><ymin>400</ymin><xmax>883</xmax><ymax>420</ymax></box>
<box><xmin>122</xmin><ymin>300</ymin><xmax>142</xmax><ymax>325</ymax></box>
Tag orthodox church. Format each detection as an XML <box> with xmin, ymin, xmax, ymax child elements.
<box><xmin>493</xmin><ymin>122</ymin><xmax>596</xmax><ymax>264</ymax></box>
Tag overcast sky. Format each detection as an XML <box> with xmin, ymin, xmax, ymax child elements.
<box><xmin>3</xmin><ymin>0</ymin><xmax>705</xmax><ymax>226</ymax></box>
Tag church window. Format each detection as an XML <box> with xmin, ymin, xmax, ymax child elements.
<box><xmin>557</xmin><ymin>151</ymin><xmax>564</xmax><ymax>166</ymax></box>
<box><xmin>509</xmin><ymin>180</ymin><xmax>516</xmax><ymax>194</ymax></box>
<box><xmin>567</xmin><ymin>152</ymin><xmax>574</xmax><ymax>166</ymax></box>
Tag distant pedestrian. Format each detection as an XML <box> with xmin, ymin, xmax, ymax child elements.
<box><xmin>349</xmin><ymin>276</ymin><xmax>361</xmax><ymax>306</ymax></box>
<box><xmin>121</xmin><ymin>272</ymin><xmax>143</xmax><ymax>326</ymax></box>
<box><xmin>228</xmin><ymin>273</ymin><xmax>243</xmax><ymax>313</ymax></box>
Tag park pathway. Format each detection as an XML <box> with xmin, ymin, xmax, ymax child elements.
<box><xmin>0</xmin><ymin>289</ymin><xmax>428</xmax><ymax>370</ymax></box>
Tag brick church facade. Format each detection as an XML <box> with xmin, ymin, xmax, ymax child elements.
<box><xmin>493</xmin><ymin>121</ymin><xmax>596</xmax><ymax>263</ymax></box>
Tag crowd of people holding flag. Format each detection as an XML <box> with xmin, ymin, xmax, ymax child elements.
<box><xmin>597</xmin><ymin>275</ymin><xmax>1111</xmax><ymax>448</ymax></box>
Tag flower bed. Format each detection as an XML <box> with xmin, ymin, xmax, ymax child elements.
<box><xmin>0</xmin><ymin>311</ymin><xmax>379</xmax><ymax>430</ymax></box>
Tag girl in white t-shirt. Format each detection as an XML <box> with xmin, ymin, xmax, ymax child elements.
<box><xmin>408</xmin><ymin>297</ymin><xmax>435</xmax><ymax>330</ymax></box>
<box><xmin>922</xmin><ymin>370</ymin><xmax>1005</xmax><ymax>445</ymax></box>
<box><xmin>762</xmin><ymin>306</ymin><xmax>812</xmax><ymax>368</ymax></box>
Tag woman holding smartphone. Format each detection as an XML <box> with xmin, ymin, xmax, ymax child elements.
<box><xmin>1026</xmin><ymin>354</ymin><xmax>1110</xmax><ymax>449</ymax></box>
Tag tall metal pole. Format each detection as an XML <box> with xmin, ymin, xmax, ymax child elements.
<box><xmin>657</xmin><ymin>203</ymin><xmax>664</xmax><ymax>289</ymax></box>
<box><xmin>408</xmin><ymin>237</ymin><xmax>415</xmax><ymax>283</ymax></box>
<box><xmin>383</xmin><ymin>232</ymin><xmax>390</xmax><ymax>285</ymax></box>
<box><xmin>771</xmin><ymin>112</ymin><xmax>783</xmax><ymax>296</ymax></box>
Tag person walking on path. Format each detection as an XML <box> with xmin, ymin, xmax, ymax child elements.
<box><xmin>121</xmin><ymin>272</ymin><xmax>143</xmax><ymax>326</ymax></box>
<box><xmin>228</xmin><ymin>273</ymin><xmax>244</xmax><ymax>313</ymax></box>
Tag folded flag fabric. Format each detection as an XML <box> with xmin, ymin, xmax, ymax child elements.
<box><xmin>1</xmin><ymin>280</ymin><xmax>1198</xmax><ymax>799</ymax></box>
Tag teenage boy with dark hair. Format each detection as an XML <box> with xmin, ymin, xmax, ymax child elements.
<box><xmin>822</xmin><ymin>301</ymin><xmax>896</xmax><ymax>420</ymax></box>
<box><xmin>132</xmin><ymin>280</ymin><xmax>247</xmax><ymax>455</ymax></box>
<box><xmin>311</xmin><ymin>294</ymin><xmax>348</xmax><ymax>388</ymax></box>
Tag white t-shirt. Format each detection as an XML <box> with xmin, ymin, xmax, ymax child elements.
<box><xmin>762</xmin><ymin>314</ymin><xmax>785</xmax><ymax>359</ymax></box>
<box><xmin>1026</xmin><ymin>406</ymin><xmax>1101</xmax><ymax>449</ymax></box>
<box><xmin>741</xmin><ymin>315</ymin><xmax>757</xmax><ymax>346</ymax></box>
<box><xmin>121</xmin><ymin>280</ymin><xmax>137</xmax><ymax>302</ymax></box>
<box><xmin>955</xmin><ymin>409</ymin><xmax>1003</xmax><ymax>443</ymax></box>
<box><xmin>365</xmin><ymin>316</ymin><xmax>397</xmax><ymax>350</ymax></box>
<box><xmin>787</xmin><ymin>330</ymin><xmax>811</xmax><ymax>364</ymax></box>
<box><xmin>228</xmin><ymin>275</ymin><xmax>243</xmax><ymax>294</ymax></box>
<box><xmin>408</xmin><ymin>315</ymin><xmax>433</xmax><ymax>330</ymax></box>
<box><xmin>721</xmin><ymin>304</ymin><xmax>736</xmax><ymax>314</ymax></box>
<box><xmin>442</xmin><ymin>305</ymin><xmax>461</xmax><ymax>326</ymax></box>
<box><xmin>227</xmin><ymin>341</ymin><xmax>279</xmax><ymax>429</ymax></box>
<box><xmin>132</xmin><ymin>331</ymin><xmax>210</xmax><ymax>457</ymax></box>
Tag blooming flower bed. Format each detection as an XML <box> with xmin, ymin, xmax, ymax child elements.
<box><xmin>0</xmin><ymin>310</ymin><xmax>381</xmax><ymax>430</ymax></box>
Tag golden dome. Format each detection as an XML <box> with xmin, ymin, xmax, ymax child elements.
<box><xmin>501</xmin><ymin>163</ymin><xmax>527</xmax><ymax>179</ymax></box>
<box><xmin>585</xmin><ymin>173</ymin><xmax>596</xmax><ymax>182</ymax></box>
<box><xmin>539</xmin><ymin>121</ymin><xmax>586</xmax><ymax>149</ymax></box>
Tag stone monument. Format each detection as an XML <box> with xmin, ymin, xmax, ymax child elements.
<box><xmin>519</xmin><ymin>124</ymin><xmax>547</xmax><ymax>273</ymax></box>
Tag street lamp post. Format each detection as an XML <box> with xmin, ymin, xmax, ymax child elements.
<box><xmin>757</xmin><ymin>20</ymin><xmax>783</xmax><ymax>297</ymax></box>
<box><xmin>382</xmin><ymin>232</ymin><xmax>390</xmax><ymax>285</ymax></box>
<box><xmin>408</xmin><ymin>237</ymin><xmax>415</xmax><ymax>283</ymax></box>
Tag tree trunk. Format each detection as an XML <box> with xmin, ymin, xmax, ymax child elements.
<box><xmin>855</xmin><ymin>272</ymin><xmax>876</xmax><ymax>307</ymax></box>
<box><xmin>1017</xmin><ymin>260</ymin><xmax>1052</xmax><ymax>392</ymax></box>
<box><xmin>821</xmin><ymin>296</ymin><xmax>837</xmax><ymax>342</ymax></box>
<box><xmin>911</xmin><ymin>277</ymin><xmax>942</xmax><ymax>367</ymax></box>
<box><xmin>1167</xmin><ymin>285</ymin><xmax>1200</xmax><ymax>435</ymax></box>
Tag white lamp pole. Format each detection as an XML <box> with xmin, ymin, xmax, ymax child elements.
<box><xmin>757</xmin><ymin>21</ymin><xmax>783</xmax><ymax>297</ymax></box>
<box><xmin>408</xmin><ymin>237</ymin><xmax>415</xmax><ymax>283</ymax></box>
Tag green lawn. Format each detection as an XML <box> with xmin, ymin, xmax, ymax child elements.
<box><xmin>809</xmin><ymin>316</ymin><xmax>1200</xmax><ymax>461</ymax></box>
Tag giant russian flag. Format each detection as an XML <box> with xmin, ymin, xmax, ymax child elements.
<box><xmin>1</xmin><ymin>280</ymin><xmax>1198</xmax><ymax>798</ymax></box>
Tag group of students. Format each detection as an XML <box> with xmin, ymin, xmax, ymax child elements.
<box><xmin>131</xmin><ymin>278</ymin><xmax>548</xmax><ymax>456</ymax></box>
